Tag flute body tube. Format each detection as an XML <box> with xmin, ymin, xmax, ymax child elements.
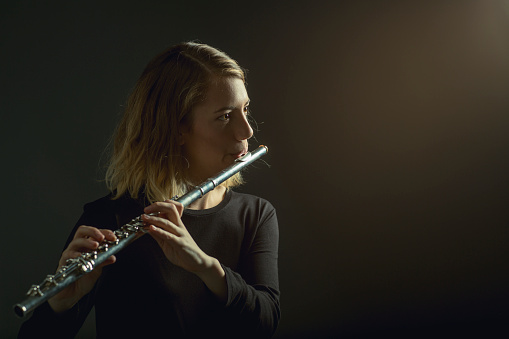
<box><xmin>14</xmin><ymin>145</ymin><xmax>268</xmax><ymax>318</ymax></box>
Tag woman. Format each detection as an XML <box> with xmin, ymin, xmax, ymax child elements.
<box><xmin>18</xmin><ymin>42</ymin><xmax>280</xmax><ymax>338</ymax></box>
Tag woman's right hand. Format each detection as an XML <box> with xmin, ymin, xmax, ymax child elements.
<box><xmin>47</xmin><ymin>225</ymin><xmax>117</xmax><ymax>314</ymax></box>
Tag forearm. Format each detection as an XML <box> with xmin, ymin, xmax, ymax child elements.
<box><xmin>195</xmin><ymin>257</ymin><xmax>228</xmax><ymax>303</ymax></box>
<box><xmin>222</xmin><ymin>265</ymin><xmax>280</xmax><ymax>338</ymax></box>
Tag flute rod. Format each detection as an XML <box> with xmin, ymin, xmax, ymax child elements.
<box><xmin>13</xmin><ymin>145</ymin><xmax>268</xmax><ymax>318</ymax></box>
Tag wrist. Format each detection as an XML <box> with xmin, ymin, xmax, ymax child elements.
<box><xmin>195</xmin><ymin>257</ymin><xmax>224</xmax><ymax>280</ymax></box>
<box><xmin>195</xmin><ymin>257</ymin><xmax>227</xmax><ymax>302</ymax></box>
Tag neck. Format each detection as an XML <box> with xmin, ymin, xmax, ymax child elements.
<box><xmin>186</xmin><ymin>185</ymin><xmax>227</xmax><ymax>210</ymax></box>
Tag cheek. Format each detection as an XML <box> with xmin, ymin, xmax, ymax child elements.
<box><xmin>194</xmin><ymin>124</ymin><xmax>226</xmax><ymax>144</ymax></box>
<box><xmin>185</xmin><ymin>127</ymin><xmax>226</xmax><ymax>157</ymax></box>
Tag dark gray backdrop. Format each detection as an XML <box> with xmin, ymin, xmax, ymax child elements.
<box><xmin>2</xmin><ymin>1</ymin><xmax>509</xmax><ymax>338</ymax></box>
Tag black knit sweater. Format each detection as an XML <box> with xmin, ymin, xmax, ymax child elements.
<box><xmin>18</xmin><ymin>190</ymin><xmax>280</xmax><ymax>338</ymax></box>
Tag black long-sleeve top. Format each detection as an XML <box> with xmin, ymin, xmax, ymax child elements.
<box><xmin>18</xmin><ymin>190</ymin><xmax>280</xmax><ymax>338</ymax></box>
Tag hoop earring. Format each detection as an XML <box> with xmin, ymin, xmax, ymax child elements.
<box><xmin>182</xmin><ymin>156</ymin><xmax>190</xmax><ymax>169</ymax></box>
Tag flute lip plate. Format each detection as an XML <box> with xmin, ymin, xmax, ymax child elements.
<box><xmin>235</xmin><ymin>152</ymin><xmax>252</xmax><ymax>162</ymax></box>
<box><xmin>235</xmin><ymin>145</ymin><xmax>267</xmax><ymax>163</ymax></box>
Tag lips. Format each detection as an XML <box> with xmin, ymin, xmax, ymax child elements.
<box><xmin>233</xmin><ymin>151</ymin><xmax>247</xmax><ymax>159</ymax></box>
<box><xmin>232</xmin><ymin>146</ymin><xmax>248</xmax><ymax>159</ymax></box>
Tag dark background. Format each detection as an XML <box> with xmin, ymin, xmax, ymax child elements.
<box><xmin>2</xmin><ymin>1</ymin><xmax>509</xmax><ymax>338</ymax></box>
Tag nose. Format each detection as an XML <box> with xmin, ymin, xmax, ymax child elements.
<box><xmin>234</xmin><ymin>113</ymin><xmax>254</xmax><ymax>141</ymax></box>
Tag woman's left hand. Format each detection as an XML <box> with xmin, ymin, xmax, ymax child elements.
<box><xmin>142</xmin><ymin>200</ymin><xmax>213</xmax><ymax>273</ymax></box>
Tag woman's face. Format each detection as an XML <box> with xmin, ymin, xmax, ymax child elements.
<box><xmin>181</xmin><ymin>76</ymin><xmax>253</xmax><ymax>184</ymax></box>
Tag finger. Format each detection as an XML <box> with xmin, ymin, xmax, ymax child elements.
<box><xmin>164</xmin><ymin>199</ymin><xmax>184</xmax><ymax>217</ymax></box>
<box><xmin>60</xmin><ymin>237</ymin><xmax>100</xmax><ymax>265</ymax></box>
<box><xmin>146</xmin><ymin>224</ymin><xmax>181</xmax><ymax>244</ymax></box>
<box><xmin>144</xmin><ymin>201</ymin><xmax>183</xmax><ymax>221</ymax></box>
<box><xmin>146</xmin><ymin>228</ymin><xmax>172</xmax><ymax>258</ymax></box>
<box><xmin>99</xmin><ymin>229</ymin><xmax>117</xmax><ymax>242</ymax></box>
<box><xmin>74</xmin><ymin>226</ymin><xmax>106</xmax><ymax>242</ymax></box>
<box><xmin>142</xmin><ymin>214</ymin><xmax>181</xmax><ymax>235</ymax></box>
<box><xmin>60</xmin><ymin>247</ymin><xmax>117</xmax><ymax>269</ymax></box>
<box><xmin>67</xmin><ymin>237</ymin><xmax>102</xmax><ymax>252</ymax></box>
<box><xmin>59</xmin><ymin>248</ymin><xmax>85</xmax><ymax>268</ymax></box>
<box><xmin>143</xmin><ymin>201</ymin><xmax>166</xmax><ymax>214</ymax></box>
<box><xmin>99</xmin><ymin>255</ymin><xmax>116</xmax><ymax>266</ymax></box>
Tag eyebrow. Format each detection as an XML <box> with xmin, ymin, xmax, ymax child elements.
<box><xmin>213</xmin><ymin>99</ymin><xmax>250</xmax><ymax>114</ymax></box>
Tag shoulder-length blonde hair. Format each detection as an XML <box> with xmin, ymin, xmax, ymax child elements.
<box><xmin>105</xmin><ymin>42</ymin><xmax>247</xmax><ymax>203</ymax></box>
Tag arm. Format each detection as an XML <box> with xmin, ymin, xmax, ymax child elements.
<box><xmin>142</xmin><ymin>198</ymin><xmax>280</xmax><ymax>338</ymax></box>
<box><xmin>223</xmin><ymin>206</ymin><xmax>280</xmax><ymax>337</ymax></box>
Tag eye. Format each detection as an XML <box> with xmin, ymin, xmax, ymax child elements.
<box><xmin>243</xmin><ymin>105</ymin><xmax>249</xmax><ymax>115</ymax></box>
<box><xmin>218</xmin><ymin>113</ymin><xmax>231</xmax><ymax>121</ymax></box>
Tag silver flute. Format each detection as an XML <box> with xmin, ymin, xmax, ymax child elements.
<box><xmin>14</xmin><ymin>145</ymin><xmax>268</xmax><ymax>318</ymax></box>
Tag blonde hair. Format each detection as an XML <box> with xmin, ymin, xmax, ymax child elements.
<box><xmin>105</xmin><ymin>42</ymin><xmax>247</xmax><ymax>203</ymax></box>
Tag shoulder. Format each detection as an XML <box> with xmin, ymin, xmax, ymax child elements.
<box><xmin>229</xmin><ymin>191</ymin><xmax>275</xmax><ymax>210</ymax></box>
<box><xmin>84</xmin><ymin>193</ymin><xmax>144</xmax><ymax>210</ymax></box>
<box><xmin>82</xmin><ymin>193</ymin><xmax>115</xmax><ymax>212</ymax></box>
<box><xmin>228</xmin><ymin>191</ymin><xmax>277</xmax><ymax>225</ymax></box>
